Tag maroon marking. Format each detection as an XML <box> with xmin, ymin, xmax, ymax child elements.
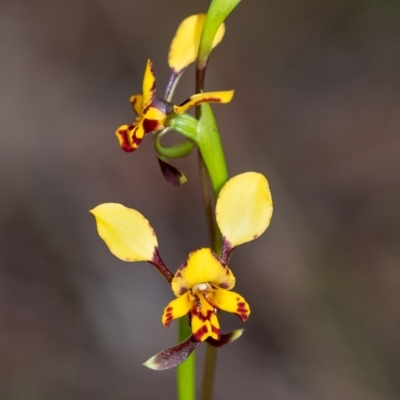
<box><xmin>219</xmin><ymin>282</ymin><xmax>230</xmax><ymax>289</ymax></box>
<box><xmin>236</xmin><ymin>297</ymin><xmax>240</xmax><ymax>301</ymax></box>
<box><xmin>142</xmin><ymin>118</ymin><xmax>159</xmax><ymax>134</ymax></box>
<box><xmin>164</xmin><ymin>316</ymin><xmax>173</xmax><ymax>328</ymax></box>
<box><xmin>150</xmin><ymin>248</ymin><xmax>174</xmax><ymax>283</ymax></box>
<box><xmin>180</xmin><ymin>260</ymin><xmax>188</xmax><ymax>270</ymax></box>
<box><xmin>178</xmin><ymin>286</ymin><xmax>187</xmax><ymax>295</ymax></box>
<box><xmin>238</xmin><ymin>313</ymin><xmax>249</xmax><ymax>321</ymax></box>
<box><xmin>193</xmin><ymin>96</ymin><xmax>221</xmax><ymax>106</ymax></box>
<box><xmin>166</xmin><ymin>307</ymin><xmax>173</xmax><ymax>312</ymax></box>
<box><xmin>130</xmin><ymin>97</ymin><xmax>141</xmax><ymax>115</ymax></box>
<box><xmin>220</xmin><ymin>236</ymin><xmax>234</xmax><ymax>265</ymax></box>
<box><xmin>178</xmin><ymin>96</ymin><xmax>221</xmax><ymax>109</ymax></box>
<box><xmin>191</xmin><ymin>309</ymin><xmax>214</xmax><ymax>322</ymax></box>
<box><xmin>193</xmin><ymin>325</ymin><xmax>209</xmax><ymax>342</ymax></box>
<box><xmin>236</xmin><ymin>300</ymin><xmax>249</xmax><ymax>321</ymax></box>
<box><xmin>116</xmin><ymin>126</ymin><xmax>135</xmax><ymax>152</ymax></box>
<box><xmin>211</xmin><ymin>326</ymin><xmax>221</xmax><ymax>338</ymax></box>
<box><xmin>252</xmin><ymin>234</ymin><xmax>259</xmax><ymax>239</ymax></box>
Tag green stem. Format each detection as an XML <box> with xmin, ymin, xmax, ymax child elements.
<box><xmin>197</xmin><ymin>103</ymin><xmax>228</xmax><ymax>252</ymax></box>
<box><xmin>195</xmin><ymin>2</ymin><xmax>241</xmax><ymax>399</ymax></box>
<box><xmin>201</xmin><ymin>345</ymin><xmax>218</xmax><ymax>400</ymax></box>
<box><xmin>177</xmin><ymin>317</ymin><xmax>196</xmax><ymax>400</ymax></box>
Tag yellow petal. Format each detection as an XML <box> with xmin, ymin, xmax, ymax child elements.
<box><xmin>171</xmin><ymin>248</ymin><xmax>235</xmax><ymax>297</ymax></box>
<box><xmin>142</xmin><ymin>60</ymin><xmax>156</xmax><ymax>109</ymax></box>
<box><xmin>90</xmin><ymin>203</ymin><xmax>158</xmax><ymax>262</ymax></box>
<box><xmin>130</xmin><ymin>94</ymin><xmax>143</xmax><ymax>116</ymax></box>
<box><xmin>168</xmin><ymin>14</ymin><xmax>225</xmax><ymax>73</ymax></box>
<box><xmin>143</xmin><ymin>105</ymin><xmax>167</xmax><ymax>121</ymax></box>
<box><xmin>206</xmin><ymin>289</ymin><xmax>250</xmax><ymax>321</ymax></box>
<box><xmin>162</xmin><ymin>293</ymin><xmax>192</xmax><ymax>328</ymax></box>
<box><xmin>173</xmin><ymin>90</ymin><xmax>234</xmax><ymax>115</ymax></box>
<box><xmin>216</xmin><ymin>172</ymin><xmax>273</xmax><ymax>248</ymax></box>
<box><xmin>191</xmin><ymin>294</ymin><xmax>220</xmax><ymax>341</ymax></box>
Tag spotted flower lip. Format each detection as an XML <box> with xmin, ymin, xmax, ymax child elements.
<box><xmin>115</xmin><ymin>59</ymin><xmax>234</xmax><ymax>153</ymax></box>
<box><xmin>162</xmin><ymin>247</ymin><xmax>250</xmax><ymax>342</ymax></box>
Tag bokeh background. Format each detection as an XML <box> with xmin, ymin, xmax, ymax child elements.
<box><xmin>1</xmin><ymin>0</ymin><xmax>400</xmax><ymax>398</ymax></box>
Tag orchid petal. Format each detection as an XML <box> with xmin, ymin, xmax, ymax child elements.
<box><xmin>191</xmin><ymin>294</ymin><xmax>220</xmax><ymax>342</ymax></box>
<box><xmin>130</xmin><ymin>94</ymin><xmax>143</xmax><ymax>116</ymax></box>
<box><xmin>90</xmin><ymin>203</ymin><xmax>158</xmax><ymax>262</ymax></box>
<box><xmin>168</xmin><ymin>14</ymin><xmax>225</xmax><ymax>73</ymax></box>
<box><xmin>207</xmin><ymin>289</ymin><xmax>250</xmax><ymax>321</ymax></box>
<box><xmin>142</xmin><ymin>60</ymin><xmax>157</xmax><ymax>109</ymax></box>
<box><xmin>171</xmin><ymin>248</ymin><xmax>235</xmax><ymax>297</ymax></box>
<box><xmin>162</xmin><ymin>293</ymin><xmax>192</xmax><ymax>328</ymax></box>
<box><xmin>216</xmin><ymin>172</ymin><xmax>273</xmax><ymax>249</ymax></box>
<box><xmin>173</xmin><ymin>90</ymin><xmax>234</xmax><ymax>114</ymax></box>
<box><xmin>115</xmin><ymin>124</ymin><xmax>136</xmax><ymax>152</ymax></box>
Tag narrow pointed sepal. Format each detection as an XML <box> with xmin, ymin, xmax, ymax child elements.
<box><xmin>173</xmin><ymin>90</ymin><xmax>234</xmax><ymax>115</ymax></box>
<box><xmin>143</xmin><ymin>336</ymin><xmax>199</xmax><ymax>370</ymax></box>
<box><xmin>158</xmin><ymin>157</ymin><xmax>187</xmax><ymax>186</ymax></box>
<box><xmin>142</xmin><ymin>60</ymin><xmax>157</xmax><ymax>109</ymax></box>
<box><xmin>206</xmin><ymin>329</ymin><xmax>244</xmax><ymax>347</ymax></box>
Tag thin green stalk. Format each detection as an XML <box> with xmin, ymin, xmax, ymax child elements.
<box><xmin>195</xmin><ymin>2</ymin><xmax>241</xmax><ymax>399</ymax></box>
<box><xmin>177</xmin><ymin>317</ymin><xmax>196</xmax><ymax>400</ymax></box>
<box><xmin>201</xmin><ymin>344</ymin><xmax>218</xmax><ymax>400</ymax></box>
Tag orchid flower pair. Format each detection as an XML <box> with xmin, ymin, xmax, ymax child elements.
<box><xmin>91</xmin><ymin>172</ymin><xmax>273</xmax><ymax>368</ymax></box>
<box><xmin>91</xmin><ymin>13</ymin><xmax>273</xmax><ymax>370</ymax></box>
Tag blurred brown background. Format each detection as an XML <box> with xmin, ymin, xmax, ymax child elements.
<box><xmin>1</xmin><ymin>0</ymin><xmax>400</xmax><ymax>398</ymax></box>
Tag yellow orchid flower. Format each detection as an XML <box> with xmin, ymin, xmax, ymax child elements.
<box><xmin>90</xmin><ymin>172</ymin><xmax>273</xmax><ymax>342</ymax></box>
<box><xmin>116</xmin><ymin>60</ymin><xmax>233</xmax><ymax>152</ymax></box>
<box><xmin>162</xmin><ymin>247</ymin><xmax>249</xmax><ymax>342</ymax></box>
<box><xmin>115</xmin><ymin>13</ymin><xmax>231</xmax><ymax>153</ymax></box>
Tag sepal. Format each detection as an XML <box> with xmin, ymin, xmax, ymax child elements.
<box><xmin>206</xmin><ymin>329</ymin><xmax>244</xmax><ymax>347</ymax></box>
<box><xmin>143</xmin><ymin>335</ymin><xmax>199</xmax><ymax>370</ymax></box>
<box><xmin>158</xmin><ymin>157</ymin><xmax>187</xmax><ymax>186</ymax></box>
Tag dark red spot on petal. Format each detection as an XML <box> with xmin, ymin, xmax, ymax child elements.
<box><xmin>166</xmin><ymin>307</ymin><xmax>173</xmax><ymax>312</ymax></box>
<box><xmin>178</xmin><ymin>286</ymin><xmax>187</xmax><ymax>296</ymax></box>
<box><xmin>211</xmin><ymin>326</ymin><xmax>221</xmax><ymax>336</ymax></box>
<box><xmin>116</xmin><ymin>126</ymin><xmax>136</xmax><ymax>152</ymax></box>
<box><xmin>142</xmin><ymin>118</ymin><xmax>160</xmax><ymax>133</ymax></box>
<box><xmin>219</xmin><ymin>282</ymin><xmax>230</xmax><ymax>289</ymax></box>
<box><xmin>164</xmin><ymin>316</ymin><xmax>173</xmax><ymax>328</ymax></box>
<box><xmin>238</xmin><ymin>313</ymin><xmax>248</xmax><ymax>321</ymax></box>
<box><xmin>193</xmin><ymin>325</ymin><xmax>209</xmax><ymax>342</ymax></box>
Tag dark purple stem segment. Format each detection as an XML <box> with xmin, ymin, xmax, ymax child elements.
<box><xmin>220</xmin><ymin>236</ymin><xmax>233</xmax><ymax>265</ymax></box>
<box><xmin>150</xmin><ymin>249</ymin><xmax>174</xmax><ymax>283</ymax></box>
